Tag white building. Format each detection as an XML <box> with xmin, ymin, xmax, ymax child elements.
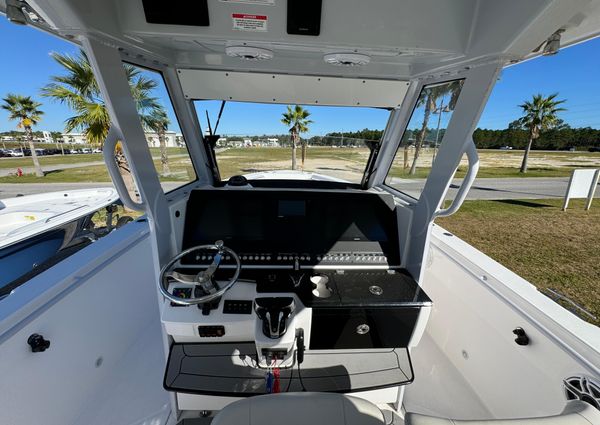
<box><xmin>145</xmin><ymin>131</ymin><xmax>183</xmax><ymax>148</ymax></box>
<box><xmin>62</xmin><ymin>131</ymin><xmax>183</xmax><ymax>147</ymax></box>
<box><xmin>62</xmin><ymin>132</ymin><xmax>87</xmax><ymax>144</ymax></box>
<box><xmin>42</xmin><ymin>131</ymin><xmax>54</xmax><ymax>143</ymax></box>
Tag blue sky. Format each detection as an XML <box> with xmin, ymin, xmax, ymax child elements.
<box><xmin>1</xmin><ymin>16</ymin><xmax>600</xmax><ymax>134</ymax></box>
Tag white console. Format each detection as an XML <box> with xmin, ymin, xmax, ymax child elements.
<box><xmin>162</xmin><ymin>279</ymin><xmax>312</xmax><ymax>369</ymax></box>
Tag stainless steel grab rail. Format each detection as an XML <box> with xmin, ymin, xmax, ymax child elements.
<box><xmin>434</xmin><ymin>138</ymin><xmax>479</xmax><ymax>218</ymax></box>
<box><xmin>103</xmin><ymin>127</ymin><xmax>146</xmax><ymax>211</ymax></box>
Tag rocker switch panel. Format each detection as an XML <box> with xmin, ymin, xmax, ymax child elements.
<box><xmin>223</xmin><ymin>300</ymin><xmax>253</xmax><ymax>314</ymax></box>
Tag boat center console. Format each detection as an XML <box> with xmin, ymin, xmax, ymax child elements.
<box><xmin>161</xmin><ymin>188</ymin><xmax>431</xmax><ymax>403</ymax></box>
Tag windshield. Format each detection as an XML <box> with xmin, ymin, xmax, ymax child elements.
<box><xmin>194</xmin><ymin>101</ymin><xmax>390</xmax><ymax>183</ymax></box>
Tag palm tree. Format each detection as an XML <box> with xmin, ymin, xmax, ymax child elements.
<box><xmin>409</xmin><ymin>81</ymin><xmax>463</xmax><ymax>175</ymax></box>
<box><xmin>281</xmin><ymin>105</ymin><xmax>312</xmax><ymax>170</ymax></box>
<box><xmin>1</xmin><ymin>94</ymin><xmax>44</xmax><ymax>177</ymax></box>
<box><xmin>146</xmin><ymin>107</ymin><xmax>171</xmax><ymax>175</ymax></box>
<box><xmin>515</xmin><ymin>93</ymin><xmax>566</xmax><ymax>173</ymax></box>
<box><xmin>42</xmin><ymin>49</ymin><xmax>161</xmax><ymax>198</ymax></box>
<box><xmin>41</xmin><ymin>49</ymin><xmax>160</xmax><ymax>145</ymax></box>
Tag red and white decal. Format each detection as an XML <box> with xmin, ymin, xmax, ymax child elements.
<box><xmin>232</xmin><ymin>13</ymin><xmax>268</xmax><ymax>32</ymax></box>
<box><xmin>220</xmin><ymin>0</ymin><xmax>275</xmax><ymax>5</ymax></box>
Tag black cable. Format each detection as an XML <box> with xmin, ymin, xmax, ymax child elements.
<box><xmin>285</xmin><ymin>352</ymin><xmax>295</xmax><ymax>392</ymax></box>
<box><xmin>297</xmin><ymin>357</ymin><xmax>307</xmax><ymax>392</ymax></box>
<box><xmin>295</xmin><ymin>329</ymin><xmax>307</xmax><ymax>392</ymax></box>
<box><xmin>284</xmin><ymin>332</ymin><xmax>307</xmax><ymax>392</ymax></box>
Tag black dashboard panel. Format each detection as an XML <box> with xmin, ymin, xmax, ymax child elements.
<box><xmin>141</xmin><ymin>0</ymin><xmax>210</xmax><ymax>26</ymax></box>
<box><xmin>182</xmin><ymin>189</ymin><xmax>400</xmax><ymax>267</ymax></box>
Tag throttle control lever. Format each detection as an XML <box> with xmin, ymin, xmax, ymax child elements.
<box><xmin>255</xmin><ymin>297</ymin><xmax>295</xmax><ymax>339</ymax></box>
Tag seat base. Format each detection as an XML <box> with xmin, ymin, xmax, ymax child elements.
<box><xmin>211</xmin><ymin>392</ymin><xmax>386</xmax><ymax>425</ymax></box>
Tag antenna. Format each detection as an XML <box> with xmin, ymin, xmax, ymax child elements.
<box><xmin>205</xmin><ymin>110</ymin><xmax>213</xmax><ymax>136</ymax></box>
<box><xmin>213</xmin><ymin>101</ymin><xmax>226</xmax><ymax>134</ymax></box>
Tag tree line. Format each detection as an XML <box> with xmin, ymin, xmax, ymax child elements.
<box><xmin>473</xmin><ymin>126</ymin><xmax>600</xmax><ymax>150</ymax></box>
<box><xmin>323</xmin><ymin>125</ymin><xmax>600</xmax><ymax>151</ymax></box>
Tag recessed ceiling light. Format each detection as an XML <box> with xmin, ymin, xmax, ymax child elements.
<box><xmin>225</xmin><ymin>46</ymin><xmax>274</xmax><ymax>61</ymax></box>
<box><xmin>323</xmin><ymin>53</ymin><xmax>371</xmax><ymax>66</ymax></box>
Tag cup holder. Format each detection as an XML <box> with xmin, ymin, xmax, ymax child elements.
<box><xmin>311</xmin><ymin>275</ymin><xmax>333</xmax><ymax>298</ymax></box>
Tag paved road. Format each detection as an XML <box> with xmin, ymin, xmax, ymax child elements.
<box><xmin>1</xmin><ymin>177</ymin><xmax>598</xmax><ymax>201</ymax></box>
<box><xmin>0</xmin><ymin>161</ymin><xmax>105</xmax><ymax>177</ymax></box>
<box><xmin>395</xmin><ymin>177</ymin><xmax>600</xmax><ymax>200</ymax></box>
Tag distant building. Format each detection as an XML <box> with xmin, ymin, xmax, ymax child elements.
<box><xmin>215</xmin><ymin>137</ymin><xmax>228</xmax><ymax>147</ymax></box>
<box><xmin>145</xmin><ymin>131</ymin><xmax>183</xmax><ymax>148</ymax></box>
<box><xmin>229</xmin><ymin>140</ymin><xmax>244</xmax><ymax>148</ymax></box>
<box><xmin>62</xmin><ymin>132</ymin><xmax>87</xmax><ymax>144</ymax></box>
<box><xmin>42</xmin><ymin>131</ymin><xmax>53</xmax><ymax>143</ymax></box>
<box><xmin>62</xmin><ymin>131</ymin><xmax>184</xmax><ymax>147</ymax></box>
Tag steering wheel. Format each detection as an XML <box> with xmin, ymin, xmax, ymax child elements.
<box><xmin>159</xmin><ymin>240</ymin><xmax>241</xmax><ymax>305</ymax></box>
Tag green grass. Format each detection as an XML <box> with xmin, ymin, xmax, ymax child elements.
<box><xmin>0</xmin><ymin>166</ymin><xmax>112</xmax><ymax>183</ymax></box>
<box><xmin>0</xmin><ymin>154</ymin><xmax>103</xmax><ymax>169</ymax></box>
<box><xmin>90</xmin><ymin>204</ymin><xmax>143</xmax><ymax>227</ymax></box>
<box><xmin>2</xmin><ymin>147</ymin><xmax>599</xmax><ymax>182</ymax></box>
<box><xmin>438</xmin><ymin>198</ymin><xmax>600</xmax><ymax>326</ymax></box>
<box><xmin>458</xmin><ymin>166</ymin><xmax>574</xmax><ymax>178</ymax></box>
<box><xmin>215</xmin><ymin>147</ymin><xmax>367</xmax><ymax>178</ymax></box>
<box><xmin>0</xmin><ymin>156</ymin><xmax>196</xmax><ymax>183</ymax></box>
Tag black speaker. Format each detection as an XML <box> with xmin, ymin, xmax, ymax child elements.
<box><xmin>287</xmin><ymin>0</ymin><xmax>322</xmax><ymax>36</ymax></box>
<box><xmin>142</xmin><ymin>0</ymin><xmax>209</xmax><ymax>27</ymax></box>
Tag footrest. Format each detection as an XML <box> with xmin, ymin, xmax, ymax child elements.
<box><xmin>164</xmin><ymin>342</ymin><xmax>413</xmax><ymax>396</ymax></box>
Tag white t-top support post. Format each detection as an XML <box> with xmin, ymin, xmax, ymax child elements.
<box><xmin>80</xmin><ymin>36</ymin><xmax>179</xmax><ymax>417</ymax></box>
<box><xmin>81</xmin><ymin>37</ymin><xmax>174</xmax><ymax>265</ymax></box>
<box><xmin>405</xmin><ymin>62</ymin><xmax>502</xmax><ymax>281</ymax></box>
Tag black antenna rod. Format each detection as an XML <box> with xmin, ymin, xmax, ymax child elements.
<box><xmin>205</xmin><ymin>110</ymin><xmax>213</xmax><ymax>136</ymax></box>
<box><xmin>213</xmin><ymin>101</ymin><xmax>226</xmax><ymax>134</ymax></box>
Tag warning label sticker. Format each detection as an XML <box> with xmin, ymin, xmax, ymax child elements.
<box><xmin>221</xmin><ymin>0</ymin><xmax>274</xmax><ymax>5</ymax></box>
<box><xmin>232</xmin><ymin>14</ymin><xmax>268</xmax><ymax>32</ymax></box>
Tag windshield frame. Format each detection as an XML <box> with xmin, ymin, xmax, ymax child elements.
<box><xmin>192</xmin><ymin>99</ymin><xmax>392</xmax><ymax>185</ymax></box>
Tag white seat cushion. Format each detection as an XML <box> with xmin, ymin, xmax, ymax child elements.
<box><xmin>405</xmin><ymin>400</ymin><xmax>600</xmax><ymax>425</ymax></box>
<box><xmin>211</xmin><ymin>392</ymin><xmax>385</xmax><ymax>425</ymax></box>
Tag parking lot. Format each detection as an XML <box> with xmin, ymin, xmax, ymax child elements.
<box><xmin>0</xmin><ymin>147</ymin><xmax>101</xmax><ymax>157</ymax></box>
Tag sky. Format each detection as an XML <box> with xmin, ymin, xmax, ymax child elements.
<box><xmin>2</xmin><ymin>16</ymin><xmax>600</xmax><ymax>135</ymax></box>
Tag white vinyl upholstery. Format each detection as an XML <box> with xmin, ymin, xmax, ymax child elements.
<box><xmin>211</xmin><ymin>392</ymin><xmax>385</xmax><ymax>425</ymax></box>
<box><xmin>405</xmin><ymin>401</ymin><xmax>600</xmax><ymax>425</ymax></box>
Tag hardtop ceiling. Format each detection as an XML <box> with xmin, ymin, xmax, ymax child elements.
<box><xmin>10</xmin><ymin>0</ymin><xmax>600</xmax><ymax>79</ymax></box>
